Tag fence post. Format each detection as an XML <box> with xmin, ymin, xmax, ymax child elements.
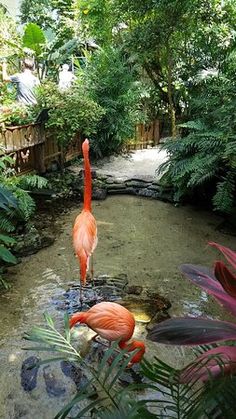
<box><xmin>153</xmin><ymin>119</ymin><xmax>160</xmax><ymax>145</ymax></box>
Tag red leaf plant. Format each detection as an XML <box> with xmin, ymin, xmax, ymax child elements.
<box><xmin>148</xmin><ymin>242</ymin><xmax>236</xmax><ymax>382</ymax></box>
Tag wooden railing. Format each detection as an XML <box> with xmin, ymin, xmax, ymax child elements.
<box><xmin>0</xmin><ymin>123</ymin><xmax>82</xmax><ymax>174</ymax></box>
<box><xmin>0</xmin><ymin>119</ymin><xmax>161</xmax><ymax>174</ymax></box>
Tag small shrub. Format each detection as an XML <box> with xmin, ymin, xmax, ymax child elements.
<box><xmin>35</xmin><ymin>81</ymin><xmax>105</xmax><ymax>148</ymax></box>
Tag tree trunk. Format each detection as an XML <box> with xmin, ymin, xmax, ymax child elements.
<box><xmin>166</xmin><ymin>44</ymin><xmax>176</xmax><ymax>138</ymax></box>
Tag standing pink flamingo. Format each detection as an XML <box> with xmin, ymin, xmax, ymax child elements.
<box><xmin>70</xmin><ymin>301</ymin><xmax>146</xmax><ymax>365</ymax></box>
<box><xmin>73</xmin><ymin>139</ymin><xmax>97</xmax><ymax>303</ymax></box>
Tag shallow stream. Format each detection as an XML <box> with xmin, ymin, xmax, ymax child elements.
<box><xmin>0</xmin><ymin>196</ymin><xmax>235</xmax><ymax>419</ymax></box>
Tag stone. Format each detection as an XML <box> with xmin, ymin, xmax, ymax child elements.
<box><xmin>21</xmin><ymin>356</ymin><xmax>40</xmax><ymax>392</ymax></box>
<box><xmin>147</xmin><ymin>184</ymin><xmax>162</xmax><ymax>192</ymax></box>
<box><xmin>119</xmin><ymin>363</ymin><xmax>143</xmax><ymax>387</ymax></box>
<box><xmin>40</xmin><ymin>233</ymin><xmax>55</xmax><ymax>249</ymax></box>
<box><xmin>125</xmin><ymin>285</ymin><xmax>143</xmax><ymax>295</ymax></box>
<box><xmin>43</xmin><ymin>366</ymin><xmax>66</xmax><ymax>397</ymax></box>
<box><xmin>137</xmin><ymin>188</ymin><xmax>154</xmax><ymax>198</ymax></box>
<box><xmin>60</xmin><ymin>361</ymin><xmax>89</xmax><ymax>391</ymax></box>
<box><xmin>106</xmin><ymin>183</ymin><xmax>127</xmax><ymax>190</ymax></box>
<box><xmin>80</xmin><ymin>168</ymin><xmax>97</xmax><ymax>178</ymax></box>
<box><xmin>120</xmin><ymin>299</ymin><xmax>157</xmax><ymax>323</ymax></box>
<box><xmin>145</xmin><ymin>290</ymin><xmax>171</xmax><ymax>310</ymax></box>
<box><xmin>128</xmin><ymin>175</ymin><xmax>154</xmax><ymax>183</ymax></box>
<box><xmin>14</xmin><ymin>229</ymin><xmax>55</xmax><ymax>257</ymax></box>
<box><xmin>152</xmin><ymin>179</ymin><xmax>162</xmax><ymax>186</ymax></box>
<box><xmin>105</xmin><ymin>177</ymin><xmax>120</xmax><ymax>184</ymax></box>
<box><xmin>108</xmin><ymin>187</ymin><xmax>134</xmax><ymax>195</ymax></box>
<box><xmin>125</xmin><ymin>180</ymin><xmax>151</xmax><ymax>189</ymax></box>
<box><xmin>92</xmin><ymin>187</ymin><xmax>107</xmax><ymax>200</ymax></box>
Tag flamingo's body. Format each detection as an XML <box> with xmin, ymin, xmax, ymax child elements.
<box><xmin>73</xmin><ymin>139</ymin><xmax>97</xmax><ymax>286</ymax></box>
<box><xmin>69</xmin><ymin>302</ymin><xmax>146</xmax><ymax>365</ymax></box>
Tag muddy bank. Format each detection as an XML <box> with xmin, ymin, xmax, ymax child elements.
<box><xmin>0</xmin><ymin>196</ymin><xmax>236</xmax><ymax>418</ymax></box>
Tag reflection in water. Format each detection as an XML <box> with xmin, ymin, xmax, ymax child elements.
<box><xmin>182</xmin><ymin>291</ymin><xmax>209</xmax><ymax>317</ymax></box>
<box><xmin>0</xmin><ymin>196</ymin><xmax>234</xmax><ymax>418</ymax></box>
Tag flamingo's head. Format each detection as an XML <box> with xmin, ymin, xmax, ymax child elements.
<box><xmin>82</xmin><ymin>138</ymin><xmax>89</xmax><ymax>154</ymax></box>
<box><xmin>69</xmin><ymin>312</ymin><xmax>86</xmax><ymax>328</ymax></box>
<box><xmin>128</xmin><ymin>340</ymin><xmax>146</xmax><ymax>365</ymax></box>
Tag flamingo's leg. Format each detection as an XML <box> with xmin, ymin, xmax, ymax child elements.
<box><xmin>80</xmin><ymin>282</ymin><xmax>83</xmax><ymax>307</ymax></box>
<box><xmin>90</xmin><ymin>254</ymin><xmax>95</xmax><ymax>287</ymax></box>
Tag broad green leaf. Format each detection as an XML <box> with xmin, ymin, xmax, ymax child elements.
<box><xmin>0</xmin><ymin>234</ymin><xmax>16</xmax><ymax>245</ymax></box>
<box><xmin>22</xmin><ymin>23</ymin><xmax>46</xmax><ymax>56</ymax></box>
<box><xmin>0</xmin><ymin>245</ymin><xmax>17</xmax><ymax>264</ymax></box>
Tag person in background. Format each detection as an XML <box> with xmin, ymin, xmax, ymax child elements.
<box><xmin>58</xmin><ymin>63</ymin><xmax>76</xmax><ymax>91</ymax></box>
<box><xmin>1</xmin><ymin>58</ymin><xmax>40</xmax><ymax>106</ymax></box>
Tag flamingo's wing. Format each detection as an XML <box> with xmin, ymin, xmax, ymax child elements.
<box><xmin>86</xmin><ymin>302</ymin><xmax>135</xmax><ymax>342</ymax></box>
<box><xmin>73</xmin><ymin>210</ymin><xmax>97</xmax><ymax>283</ymax></box>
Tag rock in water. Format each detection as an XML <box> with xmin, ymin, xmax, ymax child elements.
<box><xmin>60</xmin><ymin>360</ymin><xmax>83</xmax><ymax>390</ymax></box>
<box><xmin>20</xmin><ymin>356</ymin><xmax>40</xmax><ymax>392</ymax></box>
<box><xmin>43</xmin><ymin>366</ymin><xmax>66</xmax><ymax>397</ymax></box>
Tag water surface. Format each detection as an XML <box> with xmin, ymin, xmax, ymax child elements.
<box><xmin>0</xmin><ymin>196</ymin><xmax>235</xmax><ymax>418</ymax></box>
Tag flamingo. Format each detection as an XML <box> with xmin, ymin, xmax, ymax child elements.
<box><xmin>73</xmin><ymin>138</ymin><xmax>98</xmax><ymax>304</ymax></box>
<box><xmin>69</xmin><ymin>301</ymin><xmax>146</xmax><ymax>365</ymax></box>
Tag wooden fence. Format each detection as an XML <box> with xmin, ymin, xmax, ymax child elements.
<box><xmin>0</xmin><ymin>123</ymin><xmax>82</xmax><ymax>174</ymax></box>
<box><xmin>126</xmin><ymin>119</ymin><xmax>160</xmax><ymax>151</ymax></box>
<box><xmin>0</xmin><ymin>119</ymin><xmax>160</xmax><ymax>174</ymax></box>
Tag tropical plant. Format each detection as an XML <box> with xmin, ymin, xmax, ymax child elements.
<box><xmin>24</xmin><ymin>306</ymin><xmax>236</xmax><ymax>418</ymax></box>
<box><xmin>0</xmin><ymin>153</ymin><xmax>48</xmax><ymax>287</ymax></box>
<box><xmin>22</xmin><ymin>241</ymin><xmax>236</xmax><ymax>417</ymax></box>
<box><xmin>0</xmin><ymin>183</ymin><xmax>18</xmax><ymax>287</ymax></box>
<box><xmin>148</xmin><ymin>242</ymin><xmax>236</xmax><ymax>386</ymax></box>
<box><xmin>0</xmin><ymin>103</ymin><xmax>36</xmax><ymax>126</ymax></box>
<box><xmin>0</xmin><ymin>152</ymin><xmax>47</xmax><ymax>232</ymax></box>
<box><xmin>158</xmin><ymin>75</ymin><xmax>236</xmax><ymax>214</ymax></box>
<box><xmin>24</xmin><ymin>313</ymin><xmax>154</xmax><ymax>418</ymax></box>
<box><xmin>35</xmin><ymin>81</ymin><xmax>104</xmax><ymax>148</ymax></box>
<box><xmin>0</xmin><ymin>6</ymin><xmax>21</xmax><ymax>61</ymax></box>
<box><xmin>83</xmin><ymin>46</ymin><xmax>143</xmax><ymax>156</ymax></box>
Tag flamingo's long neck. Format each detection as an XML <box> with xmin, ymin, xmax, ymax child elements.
<box><xmin>83</xmin><ymin>145</ymin><xmax>92</xmax><ymax>212</ymax></box>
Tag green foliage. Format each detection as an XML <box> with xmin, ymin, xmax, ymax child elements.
<box><xmin>20</xmin><ymin>0</ymin><xmax>55</xmax><ymax>30</ymax></box>
<box><xmin>0</xmin><ymin>154</ymin><xmax>48</xmax><ymax>288</ymax></box>
<box><xmin>0</xmin><ymin>185</ymin><xmax>18</xmax><ymax>288</ymax></box>
<box><xmin>24</xmin><ymin>313</ymin><xmax>236</xmax><ymax>418</ymax></box>
<box><xmin>83</xmin><ymin>46</ymin><xmax>143</xmax><ymax>156</ymax></box>
<box><xmin>35</xmin><ymin>81</ymin><xmax>104</xmax><ymax>147</ymax></box>
<box><xmin>158</xmin><ymin>75</ymin><xmax>236</xmax><ymax>213</ymax></box>
<box><xmin>0</xmin><ymin>103</ymin><xmax>36</xmax><ymax>126</ymax></box>
<box><xmin>24</xmin><ymin>313</ymin><xmax>152</xmax><ymax>418</ymax></box>
<box><xmin>0</xmin><ymin>7</ymin><xmax>21</xmax><ymax>60</ymax></box>
<box><xmin>22</xmin><ymin>23</ymin><xmax>46</xmax><ymax>56</ymax></box>
<box><xmin>75</xmin><ymin>0</ymin><xmax>114</xmax><ymax>46</ymax></box>
<box><xmin>20</xmin><ymin>0</ymin><xmax>76</xmax><ymax>49</ymax></box>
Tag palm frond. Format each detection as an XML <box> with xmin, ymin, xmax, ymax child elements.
<box><xmin>24</xmin><ymin>313</ymin><xmax>236</xmax><ymax>419</ymax></box>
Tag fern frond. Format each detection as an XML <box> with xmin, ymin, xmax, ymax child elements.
<box><xmin>213</xmin><ymin>175</ymin><xmax>235</xmax><ymax>213</ymax></box>
<box><xmin>0</xmin><ymin>211</ymin><xmax>15</xmax><ymax>232</ymax></box>
<box><xmin>13</xmin><ymin>189</ymin><xmax>36</xmax><ymax>221</ymax></box>
<box><xmin>178</xmin><ymin>120</ymin><xmax>206</xmax><ymax>131</ymax></box>
<box><xmin>224</xmin><ymin>141</ymin><xmax>236</xmax><ymax>168</ymax></box>
<box><xmin>16</xmin><ymin>174</ymin><xmax>48</xmax><ymax>190</ymax></box>
<box><xmin>187</xmin><ymin>155</ymin><xmax>220</xmax><ymax>187</ymax></box>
